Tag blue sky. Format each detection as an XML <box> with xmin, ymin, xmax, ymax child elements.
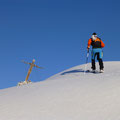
<box><xmin>0</xmin><ymin>0</ymin><xmax>120</xmax><ymax>89</ymax></box>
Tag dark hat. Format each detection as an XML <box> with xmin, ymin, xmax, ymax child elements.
<box><xmin>92</xmin><ymin>32</ymin><xmax>97</xmax><ymax>35</ymax></box>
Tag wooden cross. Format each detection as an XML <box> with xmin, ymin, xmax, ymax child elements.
<box><xmin>22</xmin><ymin>59</ymin><xmax>43</xmax><ymax>82</ymax></box>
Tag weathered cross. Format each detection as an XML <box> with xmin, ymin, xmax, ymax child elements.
<box><xmin>22</xmin><ymin>59</ymin><xmax>43</xmax><ymax>82</ymax></box>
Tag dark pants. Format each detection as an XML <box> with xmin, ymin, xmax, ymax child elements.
<box><xmin>92</xmin><ymin>52</ymin><xmax>104</xmax><ymax>70</ymax></box>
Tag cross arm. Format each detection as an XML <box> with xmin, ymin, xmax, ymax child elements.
<box><xmin>22</xmin><ymin>60</ymin><xmax>31</xmax><ymax>65</ymax></box>
<box><xmin>34</xmin><ymin>65</ymin><xmax>44</xmax><ymax>69</ymax></box>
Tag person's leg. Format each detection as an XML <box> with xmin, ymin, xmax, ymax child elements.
<box><xmin>91</xmin><ymin>51</ymin><xmax>96</xmax><ymax>70</ymax></box>
<box><xmin>92</xmin><ymin>59</ymin><xmax>96</xmax><ymax>70</ymax></box>
<box><xmin>99</xmin><ymin>59</ymin><xmax>104</xmax><ymax>70</ymax></box>
<box><xmin>97</xmin><ymin>52</ymin><xmax>104</xmax><ymax>70</ymax></box>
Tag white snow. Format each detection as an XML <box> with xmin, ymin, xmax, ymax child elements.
<box><xmin>0</xmin><ymin>61</ymin><xmax>120</xmax><ymax>120</ymax></box>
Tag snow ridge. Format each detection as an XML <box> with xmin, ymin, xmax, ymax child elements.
<box><xmin>0</xmin><ymin>61</ymin><xmax>120</xmax><ymax>120</ymax></box>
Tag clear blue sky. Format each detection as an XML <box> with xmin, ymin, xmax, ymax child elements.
<box><xmin>0</xmin><ymin>0</ymin><xmax>120</xmax><ymax>89</ymax></box>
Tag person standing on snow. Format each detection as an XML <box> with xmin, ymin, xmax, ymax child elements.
<box><xmin>87</xmin><ymin>33</ymin><xmax>105</xmax><ymax>73</ymax></box>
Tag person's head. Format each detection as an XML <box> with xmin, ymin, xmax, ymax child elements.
<box><xmin>92</xmin><ymin>32</ymin><xmax>97</xmax><ymax>41</ymax></box>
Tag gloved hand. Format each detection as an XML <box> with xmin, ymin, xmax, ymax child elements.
<box><xmin>87</xmin><ymin>47</ymin><xmax>89</xmax><ymax>52</ymax></box>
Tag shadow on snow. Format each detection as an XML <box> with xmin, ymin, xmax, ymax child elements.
<box><xmin>61</xmin><ymin>69</ymin><xmax>86</xmax><ymax>75</ymax></box>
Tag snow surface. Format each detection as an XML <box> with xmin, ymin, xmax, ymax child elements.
<box><xmin>0</xmin><ymin>61</ymin><xmax>120</xmax><ymax>120</ymax></box>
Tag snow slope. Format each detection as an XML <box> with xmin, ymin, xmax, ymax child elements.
<box><xmin>0</xmin><ymin>61</ymin><xmax>120</xmax><ymax>120</ymax></box>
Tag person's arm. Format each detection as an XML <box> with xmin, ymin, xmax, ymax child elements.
<box><xmin>101</xmin><ymin>40</ymin><xmax>105</xmax><ymax>48</ymax></box>
<box><xmin>87</xmin><ymin>38</ymin><xmax>92</xmax><ymax>51</ymax></box>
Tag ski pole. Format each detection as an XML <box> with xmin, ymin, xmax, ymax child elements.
<box><xmin>84</xmin><ymin>50</ymin><xmax>89</xmax><ymax>74</ymax></box>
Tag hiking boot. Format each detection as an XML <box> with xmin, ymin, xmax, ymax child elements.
<box><xmin>92</xmin><ymin>69</ymin><xmax>96</xmax><ymax>73</ymax></box>
<box><xmin>100</xmin><ymin>69</ymin><xmax>104</xmax><ymax>73</ymax></box>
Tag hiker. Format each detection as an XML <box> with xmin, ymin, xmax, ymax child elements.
<box><xmin>87</xmin><ymin>33</ymin><xmax>105</xmax><ymax>73</ymax></box>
